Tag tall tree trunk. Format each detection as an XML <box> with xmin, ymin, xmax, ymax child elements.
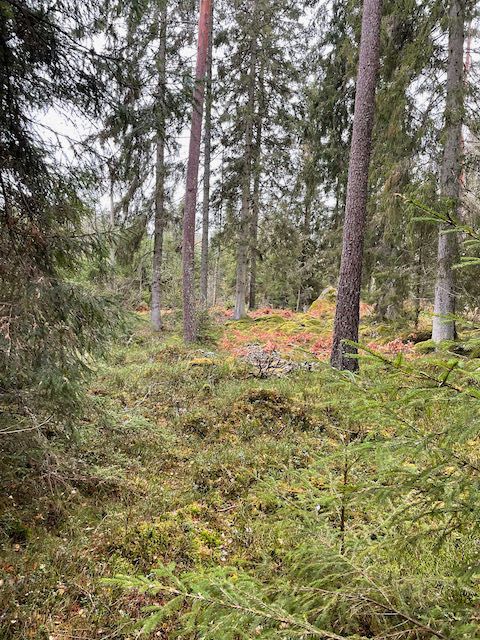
<box><xmin>151</xmin><ymin>6</ymin><xmax>167</xmax><ymax>332</ymax></box>
<box><xmin>248</xmin><ymin>117</ymin><xmax>262</xmax><ymax>310</ymax></box>
<box><xmin>234</xmin><ymin>22</ymin><xmax>257</xmax><ymax>320</ymax></box>
<box><xmin>330</xmin><ymin>0</ymin><xmax>382</xmax><ymax>371</ymax></box>
<box><xmin>432</xmin><ymin>0</ymin><xmax>464</xmax><ymax>343</ymax></box>
<box><xmin>200</xmin><ymin>1</ymin><xmax>213</xmax><ymax>306</ymax></box>
<box><xmin>182</xmin><ymin>0</ymin><xmax>213</xmax><ymax>342</ymax></box>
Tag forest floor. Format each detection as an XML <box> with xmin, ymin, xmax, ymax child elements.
<box><xmin>1</xmin><ymin>304</ymin><xmax>479</xmax><ymax>639</ymax></box>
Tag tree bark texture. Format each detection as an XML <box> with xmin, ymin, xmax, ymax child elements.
<box><xmin>330</xmin><ymin>0</ymin><xmax>382</xmax><ymax>371</ymax></box>
<box><xmin>182</xmin><ymin>0</ymin><xmax>213</xmax><ymax>341</ymax></box>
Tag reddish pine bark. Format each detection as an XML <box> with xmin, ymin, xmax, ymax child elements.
<box><xmin>182</xmin><ymin>0</ymin><xmax>213</xmax><ymax>342</ymax></box>
<box><xmin>330</xmin><ymin>0</ymin><xmax>382</xmax><ymax>371</ymax></box>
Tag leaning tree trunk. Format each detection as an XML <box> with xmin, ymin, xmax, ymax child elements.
<box><xmin>200</xmin><ymin>1</ymin><xmax>213</xmax><ymax>306</ymax></box>
<box><xmin>182</xmin><ymin>0</ymin><xmax>213</xmax><ymax>342</ymax></box>
<box><xmin>330</xmin><ymin>0</ymin><xmax>382</xmax><ymax>371</ymax></box>
<box><xmin>432</xmin><ymin>0</ymin><xmax>464</xmax><ymax>343</ymax></box>
<box><xmin>151</xmin><ymin>7</ymin><xmax>167</xmax><ymax>332</ymax></box>
<box><xmin>234</xmin><ymin>29</ymin><xmax>257</xmax><ymax>320</ymax></box>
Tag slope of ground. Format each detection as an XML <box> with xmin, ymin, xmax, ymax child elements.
<box><xmin>1</xmin><ymin>309</ymin><xmax>479</xmax><ymax>639</ymax></box>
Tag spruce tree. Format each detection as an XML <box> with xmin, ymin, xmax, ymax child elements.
<box><xmin>215</xmin><ymin>0</ymin><xmax>301</xmax><ymax>316</ymax></box>
<box><xmin>151</xmin><ymin>5</ymin><xmax>168</xmax><ymax>331</ymax></box>
<box><xmin>233</xmin><ymin>2</ymin><xmax>257</xmax><ymax>320</ymax></box>
<box><xmin>432</xmin><ymin>0</ymin><xmax>465</xmax><ymax>342</ymax></box>
<box><xmin>0</xmin><ymin>0</ymin><xmax>117</xmax><ymax>424</ymax></box>
<box><xmin>200</xmin><ymin>1</ymin><xmax>214</xmax><ymax>306</ymax></box>
<box><xmin>100</xmin><ymin>0</ymin><xmax>191</xmax><ymax>327</ymax></box>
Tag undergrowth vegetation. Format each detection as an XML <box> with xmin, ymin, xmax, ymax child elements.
<box><xmin>1</xmin><ymin>310</ymin><xmax>480</xmax><ymax>638</ymax></box>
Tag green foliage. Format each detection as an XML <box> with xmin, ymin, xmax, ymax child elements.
<box><xmin>0</xmin><ymin>2</ymin><xmax>121</xmax><ymax>447</ymax></box>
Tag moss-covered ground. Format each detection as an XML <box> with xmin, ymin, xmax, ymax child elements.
<box><xmin>1</xmin><ymin>308</ymin><xmax>480</xmax><ymax>639</ymax></box>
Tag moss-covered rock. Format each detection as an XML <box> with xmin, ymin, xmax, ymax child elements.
<box><xmin>415</xmin><ymin>339</ymin><xmax>436</xmax><ymax>354</ymax></box>
<box><xmin>403</xmin><ymin>330</ymin><xmax>432</xmax><ymax>344</ymax></box>
<box><xmin>229</xmin><ymin>388</ymin><xmax>317</xmax><ymax>438</ymax></box>
<box><xmin>188</xmin><ymin>357</ymin><xmax>216</xmax><ymax>367</ymax></box>
<box><xmin>414</xmin><ymin>338</ymin><xmax>471</xmax><ymax>356</ymax></box>
<box><xmin>316</xmin><ymin>286</ymin><xmax>337</xmax><ymax>303</ymax></box>
<box><xmin>308</xmin><ymin>288</ymin><xmax>337</xmax><ymax>317</ymax></box>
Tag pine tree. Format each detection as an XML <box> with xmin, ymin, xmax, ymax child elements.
<box><xmin>182</xmin><ymin>0</ymin><xmax>214</xmax><ymax>341</ymax></box>
<box><xmin>330</xmin><ymin>0</ymin><xmax>383</xmax><ymax>371</ymax></box>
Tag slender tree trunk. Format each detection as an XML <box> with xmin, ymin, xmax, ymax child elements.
<box><xmin>109</xmin><ymin>176</ymin><xmax>115</xmax><ymax>267</ymax></box>
<box><xmin>299</xmin><ymin>184</ymin><xmax>314</xmax><ymax>310</ymax></box>
<box><xmin>200</xmin><ymin>1</ymin><xmax>213</xmax><ymax>306</ymax></box>
<box><xmin>212</xmin><ymin>244</ymin><xmax>220</xmax><ymax>306</ymax></box>
<box><xmin>151</xmin><ymin>7</ymin><xmax>167</xmax><ymax>332</ymax></box>
<box><xmin>234</xmin><ymin>23</ymin><xmax>257</xmax><ymax>320</ymax></box>
<box><xmin>414</xmin><ymin>253</ymin><xmax>422</xmax><ymax>331</ymax></box>
<box><xmin>182</xmin><ymin>0</ymin><xmax>213</xmax><ymax>342</ymax></box>
<box><xmin>248</xmin><ymin>117</ymin><xmax>262</xmax><ymax>310</ymax></box>
<box><xmin>108</xmin><ymin>170</ymin><xmax>117</xmax><ymax>294</ymax></box>
<box><xmin>330</xmin><ymin>0</ymin><xmax>382</xmax><ymax>371</ymax></box>
<box><xmin>432</xmin><ymin>0</ymin><xmax>464</xmax><ymax>343</ymax></box>
<box><xmin>332</xmin><ymin>173</ymin><xmax>344</xmax><ymax>231</ymax></box>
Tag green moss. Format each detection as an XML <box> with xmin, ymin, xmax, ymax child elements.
<box><xmin>112</xmin><ymin>508</ymin><xmax>227</xmax><ymax>570</ymax></box>
<box><xmin>415</xmin><ymin>339</ymin><xmax>436</xmax><ymax>354</ymax></box>
<box><xmin>6</xmin><ymin>312</ymin><xmax>480</xmax><ymax>639</ymax></box>
<box><xmin>113</xmin><ymin>519</ymin><xmax>196</xmax><ymax>568</ymax></box>
<box><xmin>196</xmin><ymin>528</ymin><xmax>222</xmax><ymax>548</ymax></box>
<box><xmin>414</xmin><ymin>338</ymin><xmax>480</xmax><ymax>356</ymax></box>
<box><xmin>181</xmin><ymin>409</ymin><xmax>214</xmax><ymax>437</ymax></box>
